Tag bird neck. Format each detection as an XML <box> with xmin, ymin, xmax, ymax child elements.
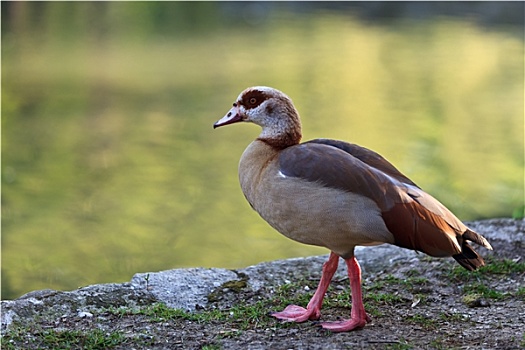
<box><xmin>257</xmin><ymin>129</ymin><xmax>301</xmax><ymax>149</ymax></box>
<box><xmin>257</xmin><ymin>112</ymin><xmax>302</xmax><ymax>150</ymax></box>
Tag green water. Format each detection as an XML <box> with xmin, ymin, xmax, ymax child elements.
<box><xmin>2</xmin><ymin>6</ymin><xmax>523</xmax><ymax>299</ymax></box>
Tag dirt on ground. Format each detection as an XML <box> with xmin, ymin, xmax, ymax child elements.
<box><xmin>2</xmin><ymin>219</ymin><xmax>525</xmax><ymax>349</ymax></box>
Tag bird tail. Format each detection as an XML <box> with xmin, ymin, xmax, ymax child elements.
<box><xmin>452</xmin><ymin>229</ymin><xmax>493</xmax><ymax>271</ymax></box>
<box><xmin>463</xmin><ymin>228</ymin><xmax>493</xmax><ymax>250</ymax></box>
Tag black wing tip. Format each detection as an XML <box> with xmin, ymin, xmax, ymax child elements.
<box><xmin>464</xmin><ymin>229</ymin><xmax>493</xmax><ymax>251</ymax></box>
<box><xmin>453</xmin><ymin>242</ymin><xmax>486</xmax><ymax>271</ymax></box>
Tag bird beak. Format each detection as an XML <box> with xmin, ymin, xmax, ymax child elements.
<box><xmin>213</xmin><ymin>105</ymin><xmax>243</xmax><ymax>129</ymax></box>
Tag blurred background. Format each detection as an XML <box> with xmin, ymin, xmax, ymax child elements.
<box><xmin>2</xmin><ymin>2</ymin><xmax>523</xmax><ymax>300</ymax></box>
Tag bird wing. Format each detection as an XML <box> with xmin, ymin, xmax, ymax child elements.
<box><xmin>305</xmin><ymin>139</ymin><xmax>419</xmax><ymax>187</ymax></box>
<box><xmin>278</xmin><ymin>140</ymin><xmax>489</xmax><ymax>262</ymax></box>
<box><xmin>279</xmin><ymin>142</ymin><xmax>398</xmax><ymax>205</ymax></box>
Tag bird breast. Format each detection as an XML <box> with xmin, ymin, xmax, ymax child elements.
<box><xmin>238</xmin><ymin>141</ymin><xmax>395</xmax><ymax>258</ymax></box>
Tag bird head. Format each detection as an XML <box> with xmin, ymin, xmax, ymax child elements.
<box><xmin>214</xmin><ymin>86</ymin><xmax>302</xmax><ymax>147</ymax></box>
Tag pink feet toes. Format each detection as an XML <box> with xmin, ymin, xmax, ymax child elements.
<box><xmin>271</xmin><ymin>305</ymin><xmax>372</xmax><ymax>332</ymax></box>
<box><xmin>319</xmin><ymin>318</ymin><xmax>367</xmax><ymax>332</ymax></box>
<box><xmin>271</xmin><ymin>304</ymin><xmax>321</xmax><ymax>322</ymax></box>
<box><xmin>272</xmin><ymin>305</ymin><xmax>372</xmax><ymax>332</ymax></box>
<box><xmin>318</xmin><ymin>313</ymin><xmax>371</xmax><ymax>332</ymax></box>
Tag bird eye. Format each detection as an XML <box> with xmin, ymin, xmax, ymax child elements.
<box><xmin>249</xmin><ymin>97</ymin><xmax>257</xmax><ymax>105</ymax></box>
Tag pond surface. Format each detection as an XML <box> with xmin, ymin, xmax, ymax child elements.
<box><xmin>2</xmin><ymin>10</ymin><xmax>523</xmax><ymax>299</ymax></box>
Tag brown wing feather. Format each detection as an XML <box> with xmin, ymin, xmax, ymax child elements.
<box><xmin>278</xmin><ymin>142</ymin><xmax>394</xmax><ymax>204</ymax></box>
<box><xmin>382</xmin><ymin>189</ymin><xmax>492</xmax><ymax>270</ymax></box>
<box><xmin>305</xmin><ymin>139</ymin><xmax>418</xmax><ymax>187</ymax></box>
<box><xmin>382</xmin><ymin>201</ymin><xmax>463</xmax><ymax>257</ymax></box>
<box><xmin>280</xmin><ymin>140</ymin><xmax>491</xmax><ymax>270</ymax></box>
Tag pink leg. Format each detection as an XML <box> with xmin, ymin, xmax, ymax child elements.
<box><xmin>319</xmin><ymin>256</ymin><xmax>371</xmax><ymax>332</ymax></box>
<box><xmin>272</xmin><ymin>252</ymin><xmax>339</xmax><ymax>322</ymax></box>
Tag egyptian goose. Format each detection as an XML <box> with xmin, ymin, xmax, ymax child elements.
<box><xmin>213</xmin><ymin>86</ymin><xmax>492</xmax><ymax>332</ymax></box>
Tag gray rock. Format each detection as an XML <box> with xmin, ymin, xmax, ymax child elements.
<box><xmin>1</xmin><ymin>282</ymin><xmax>154</xmax><ymax>332</ymax></box>
<box><xmin>131</xmin><ymin>268</ymin><xmax>239</xmax><ymax>311</ymax></box>
<box><xmin>466</xmin><ymin>217</ymin><xmax>525</xmax><ymax>242</ymax></box>
<box><xmin>1</xmin><ymin>218</ymin><xmax>522</xmax><ymax>334</ymax></box>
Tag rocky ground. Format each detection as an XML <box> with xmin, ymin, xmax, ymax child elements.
<box><xmin>1</xmin><ymin>218</ymin><xmax>524</xmax><ymax>349</ymax></box>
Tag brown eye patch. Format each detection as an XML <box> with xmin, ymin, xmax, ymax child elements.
<box><xmin>241</xmin><ymin>90</ymin><xmax>268</xmax><ymax>110</ymax></box>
